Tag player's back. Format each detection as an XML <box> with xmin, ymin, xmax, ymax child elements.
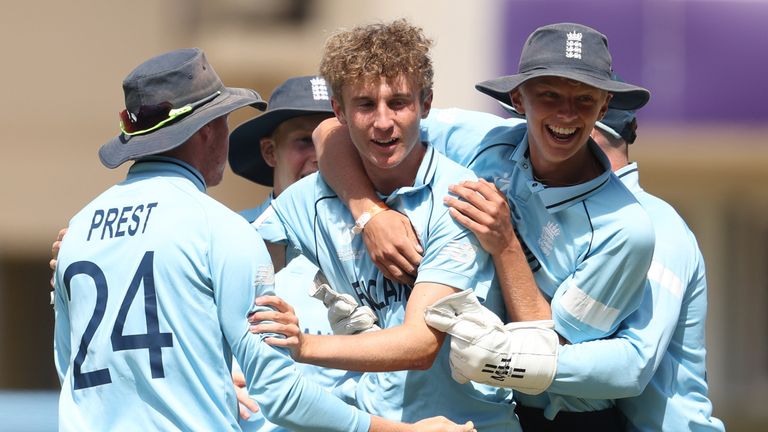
<box><xmin>54</xmin><ymin>160</ymin><xmax>253</xmax><ymax>431</ymax></box>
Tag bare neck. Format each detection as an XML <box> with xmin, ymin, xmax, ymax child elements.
<box><xmin>363</xmin><ymin>143</ymin><xmax>426</xmax><ymax>195</ymax></box>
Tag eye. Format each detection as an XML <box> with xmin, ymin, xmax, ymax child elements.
<box><xmin>577</xmin><ymin>94</ymin><xmax>596</xmax><ymax>103</ymax></box>
<box><xmin>357</xmin><ymin>100</ymin><xmax>375</xmax><ymax>109</ymax></box>
<box><xmin>540</xmin><ymin>91</ymin><xmax>559</xmax><ymax>99</ymax></box>
<box><xmin>389</xmin><ymin>99</ymin><xmax>408</xmax><ymax>110</ymax></box>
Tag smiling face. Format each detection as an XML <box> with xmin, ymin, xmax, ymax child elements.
<box><xmin>511</xmin><ymin>76</ymin><xmax>611</xmax><ymax>181</ymax></box>
<box><xmin>260</xmin><ymin>113</ymin><xmax>329</xmax><ymax>196</ymax></box>
<box><xmin>333</xmin><ymin>75</ymin><xmax>432</xmax><ymax>192</ymax></box>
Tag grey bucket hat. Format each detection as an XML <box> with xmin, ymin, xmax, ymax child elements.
<box><xmin>99</xmin><ymin>48</ymin><xmax>267</xmax><ymax>169</ymax></box>
<box><xmin>229</xmin><ymin>75</ymin><xmax>334</xmax><ymax>186</ymax></box>
<box><xmin>476</xmin><ymin>23</ymin><xmax>650</xmax><ymax>111</ymax></box>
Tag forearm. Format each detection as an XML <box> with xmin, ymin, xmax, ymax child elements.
<box><xmin>300</xmin><ymin>324</ymin><xmax>443</xmax><ymax>372</ymax></box>
<box><xmin>493</xmin><ymin>240</ymin><xmax>551</xmax><ymax>322</ymax></box>
<box><xmin>314</xmin><ymin>117</ymin><xmax>381</xmax><ymax>218</ymax></box>
<box><xmin>548</xmin><ymin>336</ymin><xmax>652</xmax><ymax>399</ymax></box>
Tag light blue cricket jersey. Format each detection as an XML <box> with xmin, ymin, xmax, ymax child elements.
<box><xmin>255</xmin><ymin>145</ymin><xmax>519</xmax><ymax>431</ymax></box>
<box><xmin>550</xmin><ymin>163</ymin><xmax>724</xmax><ymax>431</ymax></box>
<box><xmin>53</xmin><ymin>157</ymin><xmax>370</xmax><ymax>432</ymax></box>
<box><xmin>238</xmin><ymin>196</ymin><xmax>363</xmax><ymax>432</ymax></box>
<box><xmin>239</xmin><ymin>194</ymin><xmax>274</xmax><ymax>224</ymax></box>
<box><xmin>421</xmin><ymin>108</ymin><xmax>655</xmax><ymax>414</ymax></box>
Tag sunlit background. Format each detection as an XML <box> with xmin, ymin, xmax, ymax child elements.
<box><xmin>1</xmin><ymin>1</ymin><xmax>767</xmax><ymax>430</ymax></box>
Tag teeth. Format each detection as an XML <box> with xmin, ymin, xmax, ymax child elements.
<box><xmin>373</xmin><ymin>138</ymin><xmax>397</xmax><ymax>145</ymax></box>
<box><xmin>548</xmin><ymin>126</ymin><xmax>577</xmax><ymax>136</ymax></box>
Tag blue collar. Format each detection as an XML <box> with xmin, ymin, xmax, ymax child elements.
<box><xmin>509</xmin><ymin>133</ymin><xmax>613</xmax><ymax>214</ymax></box>
<box><xmin>128</xmin><ymin>156</ymin><xmax>207</xmax><ymax>192</ymax></box>
<box><xmin>381</xmin><ymin>144</ymin><xmax>439</xmax><ymax>199</ymax></box>
<box><xmin>615</xmin><ymin>162</ymin><xmax>641</xmax><ymax>194</ymax></box>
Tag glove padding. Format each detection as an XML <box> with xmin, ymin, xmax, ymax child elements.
<box><xmin>424</xmin><ymin>289</ymin><xmax>558</xmax><ymax>395</ymax></box>
<box><xmin>310</xmin><ymin>271</ymin><xmax>380</xmax><ymax>335</ymax></box>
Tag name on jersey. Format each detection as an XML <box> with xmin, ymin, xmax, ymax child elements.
<box><xmin>351</xmin><ymin>277</ymin><xmax>412</xmax><ymax>311</ymax></box>
<box><xmin>87</xmin><ymin>202</ymin><xmax>158</xmax><ymax>241</ymax></box>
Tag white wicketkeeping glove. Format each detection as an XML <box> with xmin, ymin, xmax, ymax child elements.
<box><xmin>309</xmin><ymin>271</ymin><xmax>380</xmax><ymax>335</ymax></box>
<box><xmin>424</xmin><ymin>289</ymin><xmax>558</xmax><ymax>395</ymax></box>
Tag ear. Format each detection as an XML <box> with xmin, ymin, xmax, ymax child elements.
<box><xmin>510</xmin><ymin>89</ymin><xmax>525</xmax><ymax>115</ymax></box>
<box><xmin>420</xmin><ymin>90</ymin><xmax>434</xmax><ymax>119</ymax></box>
<box><xmin>598</xmin><ymin>93</ymin><xmax>613</xmax><ymax>120</ymax></box>
<box><xmin>331</xmin><ymin>97</ymin><xmax>346</xmax><ymax>125</ymax></box>
<box><xmin>260</xmin><ymin>137</ymin><xmax>277</xmax><ymax>168</ymax></box>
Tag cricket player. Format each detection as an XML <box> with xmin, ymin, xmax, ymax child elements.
<box><xmin>249</xmin><ymin>20</ymin><xmax>558</xmax><ymax>432</ymax></box>
<box><xmin>538</xmin><ymin>105</ymin><xmax>725</xmax><ymax>431</ymax></box>
<box><xmin>313</xmin><ymin>23</ymin><xmax>656</xmax><ymax>429</ymax></box>
<box><xmin>52</xmin><ymin>47</ymin><xmax>473</xmax><ymax>432</ymax></box>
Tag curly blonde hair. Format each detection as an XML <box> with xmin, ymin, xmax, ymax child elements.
<box><xmin>319</xmin><ymin>19</ymin><xmax>434</xmax><ymax>105</ymax></box>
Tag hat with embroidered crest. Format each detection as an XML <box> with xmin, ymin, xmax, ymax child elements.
<box><xmin>98</xmin><ymin>48</ymin><xmax>266</xmax><ymax>169</ymax></box>
<box><xmin>228</xmin><ymin>75</ymin><xmax>334</xmax><ymax>186</ymax></box>
<box><xmin>476</xmin><ymin>23</ymin><xmax>650</xmax><ymax>111</ymax></box>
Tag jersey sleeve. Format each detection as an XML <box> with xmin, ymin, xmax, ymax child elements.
<box><xmin>210</xmin><ymin>216</ymin><xmax>370</xmax><ymax>432</ymax></box>
<box><xmin>53</xmin><ymin>258</ymin><xmax>72</xmax><ymax>384</ymax></box>
<box><xmin>550</xmin><ymin>205</ymin><xmax>655</xmax><ymax>343</ymax></box>
<box><xmin>417</xmin><ymin>197</ymin><xmax>495</xmax><ymax>303</ymax></box>
<box><xmin>549</xmin><ymin>271</ymin><xmax>684</xmax><ymax>398</ymax></box>
<box><xmin>549</xmin><ymin>208</ymin><xmax>700</xmax><ymax>397</ymax></box>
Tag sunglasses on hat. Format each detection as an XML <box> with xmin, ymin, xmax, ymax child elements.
<box><xmin>119</xmin><ymin>91</ymin><xmax>221</xmax><ymax>136</ymax></box>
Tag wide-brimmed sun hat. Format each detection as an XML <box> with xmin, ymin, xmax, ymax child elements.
<box><xmin>476</xmin><ymin>23</ymin><xmax>650</xmax><ymax>111</ymax></box>
<box><xmin>99</xmin><ymin>48</ymin><xmax>266</xmax><ymax>169</ymax></box>
<box><xmin>229</xmin><ymin>75</ymin><xmax>334</xmax><ymax>186</ymax></box>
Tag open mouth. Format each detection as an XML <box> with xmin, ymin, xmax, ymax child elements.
<box><xmin>546</xmin><ymin>125</ymin><xmax>578</xmax><ymax>141</ymax></box>
<box><xmin>372</xmin><ymin>137</ymin><xmax>399</xmax><ymax>147</ymax></box>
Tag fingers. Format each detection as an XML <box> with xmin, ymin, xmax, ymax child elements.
<box><xmin>262</xmin><ymin>335</ymin><xmax>300</xmax><ymax>351</ymax></box>
<box><xmin>51</xmin><ymin>227</ymin><xmax>67</xmax><ymax>261</ymax></box>
<box><xmin>249</xmin><ymin>309</ymin><xmax>298</xmax><ymax>327</ymax></box>
<box><xmin>232</xmin><ymin>370</ymin><xmax>259</xmax><ymax>419</ymax></box>
<box><xmin>445</xmin><ymin>186</ymin><xmax>505</xmax><ymax>228</ymax></box>
<box><xmin>248</xmin><ymin>322</ymin><xmax>300</xmax><ymax>339</ymax></box>
<box><xmin>234</xmin><ymin>388</ymin><xmax>259</xmax><ymax>420</ymax></box>
<box><xmin>255</xmin><ymin>295</ymin><xmax>295</xmax><ymax>314</ymax></box>
<box><xmin>362</xmin><ymin>211</ymin><xmax>422</xmax><ymax>285</ymax></box>
<box><xmin>232</xmin><ymin>370</ymin><xmax>246</xmax><ymax>387</ymax></box>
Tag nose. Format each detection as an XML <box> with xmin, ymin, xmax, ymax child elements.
<box><xmin>556</xmin><ymin>98</ymin><xmax>578</xmax><ymax>122</ymax></box>
<box><xmin>373</xmin><ymin>103</ymin><xmax>395</xmax><ymax>131</ymax></box>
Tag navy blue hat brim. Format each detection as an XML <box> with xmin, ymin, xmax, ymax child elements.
<box><xmin>476</xmin><ymin>69</ymin><xmax>650</xmax><ymax>111</ymax></box>
<box><xmin>228</xmin><ymin>107</ymin><xmax>334</xmax><ymax>187</ymax></box>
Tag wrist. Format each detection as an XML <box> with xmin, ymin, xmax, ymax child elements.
<box><xmin>352</xmin><ymin>201</ymin><xmax>389</xmax><ymax>234</ymax></box>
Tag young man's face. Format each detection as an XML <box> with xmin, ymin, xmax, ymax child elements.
<box><xmin>333</xmin><ymin>75</ymin><xmax>432</xmax><ymax>173</ymax></box>
<box><xmin>511</xmin><ymin>76</ymin><xmax>610</xmax><ymax>171</ymax></box>
<box><xmin>260</xmin><ymin>114</ymin><xmax>328</xmax><ymax>196</ymax></box>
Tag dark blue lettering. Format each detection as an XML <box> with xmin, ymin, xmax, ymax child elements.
<box><xmin>382</xmin><ymin>278</ymin><xmax>402</xmax><ymax>308</ymax></box>
<box><xmin>352</xmin><ymin>281</ymin><xmax>380</xmax><ymax>311</ymax></box>
<box><xmin>365</xmin><ymin>280</ymin><xmax>386</xmax><ymax>310</ymax></box>
<box><xmin>101</xmin><ymin>208</ymin><xmax>119</xmax><ymax>240</ymax></box>
<box><xmin>401</xmin><ymin>282</ymin><xmax>412</xmax><ymax>301</ymax></box>
<box><xmin>128</xmin><ymin>205</ymin><xmax>144</xmax><ymax>236</ymax></box>
<box><xmin>142</xmin><ymin>202</ymin><xmax>158</xmax><ymax>234</ymax></box>
<box><xmin>87</xmin><ymin>210</ymin><xmax>105</xmax><ymax>241</ymax></box>
<box><xmin>114</xmin><ymin>206</ymin><xmax>132</xmax><ymax>238</ymax></box>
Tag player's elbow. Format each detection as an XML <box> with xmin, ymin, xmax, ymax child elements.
<box><xmin>610</xmin><ymin>366</ymin><xmax>652</xmax><ymax>398</ymax></box>
<box><xmin>409</xmin><ymin>340</ymin><xmax>442</xmax><ymax>370</ymax></box>
<box><xmin>410</xmin><ymin>351</ymin><xmax>439</xmax><ymax>370</ymax></box>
